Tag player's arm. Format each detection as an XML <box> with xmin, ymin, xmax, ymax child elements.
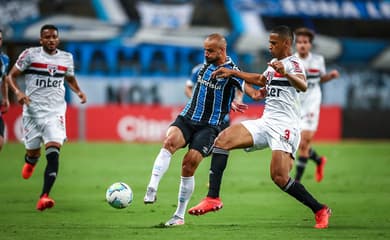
<box><xmin>6</xmin><ymin>65</ymin><xmax>30</xmax><ymax>105</ymax></box>
<box><xmin>320</xmin><ymin>70</ymin><xmax>339</xmax><ymax>83</ymax></box>
<box><xmin>244</xmin><ymin>83</ymin><xmax>266</xmax><ymax>101</ymax></box>
<box><xmin>65</xmin><ymin>75</ymin><xmax>87</xmax><ymax>104</ymax></box>
<box><xmin>268</xmin><ymin>61</ymin><xmax>307</xmax><ymax>92</ymax></box>
<box><xmin>212</xmin><ymin>67</ymin><xmax>266</xmax><ymax>87</ymax></box>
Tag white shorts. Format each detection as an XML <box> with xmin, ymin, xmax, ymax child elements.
<box><xmin>241</xmin><ymin>118</ymin><xmax>300</xmax><ymax>157</ymax></box>
<box><xmin>22</xmin><ymin>115</ymin><xmax>66</xmax><ymax>149</ymax></box>
<box><xmin>300</xmin><ymin>93</ymin><xmax>321</xmax><ymax>131</ymax></box>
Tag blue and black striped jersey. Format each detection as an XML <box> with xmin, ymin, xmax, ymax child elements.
<box><xmin>0</xmin><ymin>51</ymin><xmax>10</xmax><ymax>79</ymax></box>
<box><xmin>181</xmin><ymin>57</ymin><xmax>244</xmax><ymax>126</ymax></box>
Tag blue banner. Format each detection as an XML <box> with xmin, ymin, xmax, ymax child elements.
<box><xmin>232</xmin><ymin>0</ymin><xmax>390</xmax><ymax>19</ymax></box>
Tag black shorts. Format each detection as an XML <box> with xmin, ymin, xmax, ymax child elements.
<box><xmin>171</xmin><ymin>115</ymin><xmax>220</xmax><ymax>157</ymax></box>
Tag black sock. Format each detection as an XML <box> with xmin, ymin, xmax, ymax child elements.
<box><xmin>25</xmin><ymin>154</ymin><xmax>39</xmax><ymax>165</ymax></box>
<box><xmin>41</xmin><ymin>147</ymin><xmax>60</xmax><ymax>197</ymax></box>
<box><xmin>309</xmin><ymin>148</ymin><xmax>322</xmax><ymax>165</ymax></box>
<box><xmin>295</xmin><ymin>156</ymin><xmax>308</xmax><ymax>181</ymax></box>
<box><xmin>207</xmin><ymin>148</ymin><xmax>229</xmax><ymax>198</ymax></box>
<box><xmin>283</xmin><ymin>178</ymin><xmax>324</xmax><ymax>213</ymax></box>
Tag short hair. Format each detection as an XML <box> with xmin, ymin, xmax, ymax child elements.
<box><xmin>294</xmin><ymin>27</ymin><xmax>315</xmax><ymax>43</ymax></box>
<box><xmin>206</xmin><ymin>33</ymin><xmax>227</xmax><ymax>49</ymax></box>
<box><xmin>271</xmin><ymin>25</ymin><xmax>294</xmax><ymax>43</ymax></box>
<box><xmin>40</xmin><ymin>24</ymin><xmax>58</xmax><ymax>36</ymax></box>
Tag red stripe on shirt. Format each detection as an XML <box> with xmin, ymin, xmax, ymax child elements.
<box><xmin>30</xmin><ymin>62</ymin><xmax>67</xmax><ymax>71</ymax></box>
<box><xmin>308</xmin><ymin>68</ymin><xmax>320</xmax><ymax>73</ymax></box>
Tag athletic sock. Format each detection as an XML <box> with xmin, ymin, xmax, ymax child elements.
<box><xmin>174</xmin><ymin>176</ymin><xmax>194</xmax><ymax>219</ymax></box>
<box><xmin>148</xmin><ymin>148</ymin><xmax>172</xmax><ymax>190</ymax></box>
<box><xmin>207</xmin><ymin>147</ymin><xmax>229</xmax><ymax>198</ymax></box>
<box><xmin>309</xmin><ymin>148</ymin><xmax>322</xmax><ymax>165</ymax></box>
<box><xmin>282</xmin><ymin>177</ymin><xmax>324</xmax><ymax>213</ymax></box>
<box><xmin>25</xmin><ymin>154</ymin><xmax>39</xmax><ymax>165</ymax></box>
<box><xmin>41</xmin><ymin>147</ymin><xmax>59</xmax><ymax>197</ymax></box>
<box><xmin>295</xmin><ymin>156</ymin><xmax>308</xmax><ymax>181</ymax></box>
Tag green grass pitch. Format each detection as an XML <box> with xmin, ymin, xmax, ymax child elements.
<box><xmin>0</xmin><ymin>141</ymin><xmax>389</xmax><ymax>240</ymax></box>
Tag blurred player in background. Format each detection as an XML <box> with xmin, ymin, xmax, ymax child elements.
<box><xmin>184</xmin><ymin>63</ymin><xmax>246</xmax><ymax>215</ymax></box>
<box><xmin>293</xmin><ymin>27</ymin><xmax>339</xmax><ymax>183</ymax></box>
<box><xmin>190</xmin><ymin>26</ymin><xmax>331</xmax><ymax>229</ymax></box>
<box><xmin>6</xmin><ymin>24</ymin><xmax>87</xmax><ymax>211</ymax></box>
<box><xmin>0</xmin><ymin>29</ymin><xmax>10</xmax><ymax>152</ymax></box>
<box><xmin>143</xmin><ymin>33</ymin><xmax>263</xmax><ymax>226</ymax></box>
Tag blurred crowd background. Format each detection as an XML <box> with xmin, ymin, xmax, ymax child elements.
<box><xmin>1</xmin><ymin>0</ymin><xmax>389</xmax><ymax>139</ymax></box>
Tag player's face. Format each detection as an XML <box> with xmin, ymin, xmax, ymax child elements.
<box><xmin>204</xmin><ymin>39</ymin><xmax>223</xmax><ymax>64</ymax></box>
<box><xmin>269</xmin><ymin>33</ymin><xmax>286</xmax><ymax>59</ymax></box>
<box><xmin>295</xmin><ymin>35</ymin><xmax>311</xmax><ymax>56</ymax></box>
<box><xmin>40</xmin><ymin>29</ymin><xmax>60</xmax><ymax>54</ymax></box>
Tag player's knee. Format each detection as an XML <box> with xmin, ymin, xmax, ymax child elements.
<box><xmin>181</xmin><ymin>151</ymin><xmax>201</xmax><ymax>176</ymax></box>
<box><xmin>214</xmin><ymin>131</ymin><xmax>231</xmax><ymax>150</ymax></box>
<box><xmin>162</xmin><ymin>136</ymin><xmax>179</xmax><ymax>153</ymax></box>
<box><xmin>271</xmin><ymin>172</ymin><xmax>289</xmax><ymax>188</ymax></box>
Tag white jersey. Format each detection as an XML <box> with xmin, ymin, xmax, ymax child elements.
<box><xmin>262</xmin><ymin>55</ymin><xmax>306</xmax><ymax>128</ymax></box>
<box><xmin>294</xmin><ymin>52</ymin><xmax>326</xmax><ymax>131</ymax></box>
<box><xmin>15</xmin><ymin>47</ymin><xmax>74</xmax><ymax>118</ymax></box>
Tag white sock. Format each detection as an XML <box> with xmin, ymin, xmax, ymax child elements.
<box><xmin>147</xmin><ymin>148</ymin><xmax>172</xmax><ymax>190</ymax></box>
<box><xmin>174</xmin><ymin>176</ymin><xmax>195</xmax><ymax>219</ymax></box>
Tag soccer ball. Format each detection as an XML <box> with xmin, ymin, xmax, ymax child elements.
<box><xmin>106</xmin><ymin>182</ymin><xmax>133</xmax><ymax>209</ymax></box>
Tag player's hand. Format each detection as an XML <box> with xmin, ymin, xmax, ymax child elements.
<box><xmin>231</xmin><ymin>100</ymin><xmax>248</xmax><ymax>113</ymax></box>
<box><xmin>77</xmin><ymin>92</ymin><xmax>87</xmax><ymax>104</ymax></box>
<box><xmin>0</xmin><ymin>98</ymin><xmax>9</xmax><ymax>113</ymax></box>
<box><xmin>211</xmin><ymin>67</ymin><xmax>232</xmax><ymax>79</ymax></box>
<box><xmin>16</xmin><ymin>91</ymin><xmax>31</xmax><ymax>106</ymax></box>
<box><xmin>329</xmin><ymin>70</ymin><xmax>340</xmax><ymax>79</ymax></box>
<box><xmin>268</xmin><ymin>61</ymin><xmax>286</xmax><ymax>76</ymax></box>
<box><xmin>252</xmin><ymin>87</ymin><xmax>267</xmax><ymax>101</ymax></box>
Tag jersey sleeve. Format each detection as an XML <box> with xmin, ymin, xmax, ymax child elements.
<box><xmin>15</xmin><ymin>48</ymin><xmax>32</xmax><ymax>72</ymax></box>
<box><xmin>230</xmin><ymin>65</ymin><xmax>244</xmax><ymax>91</ymax></box>
<box><xmin>318</xmin><ymin>55</ymin><xmax>326</xmax><ymax>76</ymax></box>
<box><xmin>65</xmin><ymin>53</ymin><xmax>75</xmax><ymax>77</ymax></box>
<box><xmin>0</xmin><ymin>54</ymin><xmax>10</xmax><ymax>78</ymax></box>
<box><xmin>287</xmin><ymin>58</ymin><xmax>305</xmax><ymax>77</ymax></box>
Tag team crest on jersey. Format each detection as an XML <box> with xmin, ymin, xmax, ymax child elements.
<box><xmin>47</xmin><ymin>64</ymin><xmax>58</xmax><ymax>76</ymax></box>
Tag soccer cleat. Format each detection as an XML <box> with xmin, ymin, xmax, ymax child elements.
<box><xmin>188</xmin><ymin>197</ymin><xmax>223</xmax><ymax>216</ymax></box>
<box><xmin>165</xmin><ymin>215</ymin><xmax>185</xmax><ymax>226</ymax></box>
<box><xmin>314</xmin><ymin>206</ymin><xmax>332</xmax><ymax>229</ymax></box>
<box><xmin>315</xmin><ymin>156</ymin><xmax>327</xmax><ymax>182</ymax></box>
<box><xmin>22</xmin><ymin>163</ymin><xmax>36</xmax><ymax>179</ymax></box>
<box><xmin>36</xmin><ymin>194</ymin><xmax>55</xmax><ymax>211</ymax></box>
<box><xmin>143</xmin><ymin>187</ymin><xmax>157</xmax><ymax>204</ymax></box>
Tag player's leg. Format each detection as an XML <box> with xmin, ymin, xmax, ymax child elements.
<box><xmin>36</xmin><ymin>142</ymin><xmax>61</xmax><ymax>211</ymax></box>
<box><xmin>207</xmin><ymin>121</ymin><xmax>229</xmax><ymax>199</ymax></box>
<box><xmin>36</xmin><ymin>115</ymin><xmax>66</xmax><ymax>211</ymax></box>
<box><xmin>144</xmin><ymin>120</ymin><xmax>187</xmax><ymax>204</ymax></box>
<box><xmin>295</xmin><ymin>130</ymin><xmax>313</xmax><ymax>181</ymax></box>
<box><xmin>21</xmin><ymin>117</ymin><xmax>42</xmax><ymax>179</ymax></box>
<box><xmin>188</xmin><ymin>123</ymin><xmax>254</xmax><ymax>216</ymax></box>
<box><xmin>309</xmin><ymin>147</ymin><xmax>327</xmax><ymax>182</ymax></box>
<box><xmin>269</xmin><ymin>123</ymin><xmax>331</xmax><ymax>229</ymax></box>
<box><xmin>166</xmin><ymin>126</ymin><xmax>217</xmax><ymax>226</ymax></box>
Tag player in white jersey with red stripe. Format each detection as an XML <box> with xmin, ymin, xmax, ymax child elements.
<box><xmin>293</xmin><ymin>28</ymin><xmax>339</xmax><ymax>183</ymax></box>
<box><xmin>191</xmin><ymin>26</ymin><xmax>331</xmax><ymax>229</ymax></box>
<box><xmin>6</xmin><ymin>24</ymin><xmax>87</xmax><ymax>211</ymax></box>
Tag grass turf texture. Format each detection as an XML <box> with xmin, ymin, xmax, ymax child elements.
<box><xmin>0</xmin><ymin>141</ymin><xmax>389</xmax><ymax>240</ymax></box>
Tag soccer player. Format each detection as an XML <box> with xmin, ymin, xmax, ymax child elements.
<box><xmin>184</xmin><ymin>63</ymin><xmax>248</xmax><ymax>214</ymax></box>
<box><xmin>0</xmin><ymin>29</ymin><xmax>10</xmax><ymax>152</ymax></box>
<box><xmin>143</xmin><ymin>33</ymin><xmax>263</xmax><ymax>226</ymax></box>
<box><xmin>189</xmin><ymin>26</ymin><xmax>331</xmax><ymax>229</ymax></box>
<box><xmin>293</xmin><ymin>27</ymin><xmax>339</xmax><ymax>182</ymax></box>
<box><xmin>6</xmin><ymin>24</ymin><xmax>87</xmax><ymax>211</ymax></box>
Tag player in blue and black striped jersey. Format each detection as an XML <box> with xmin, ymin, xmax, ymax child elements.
<box><xmin>144</xmin><ymin>33</ymin><xmax>263</xmax><ymax>226</ymax></box>
<box><xmin>0</xmin><ymin>29</ymin><xmax>10</xmax><ymax>152</ymax></box>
